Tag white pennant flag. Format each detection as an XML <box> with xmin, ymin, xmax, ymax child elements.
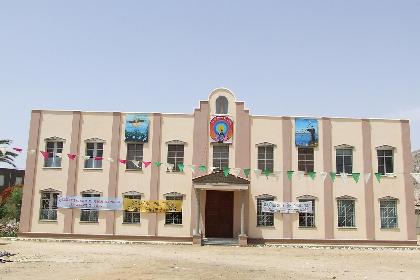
<box><xmin>55</xmin><ymin>153</ymin><xmax>62</xmax><ymax>158</ymax></box>
<box><xmin>231</xmin><ymin>168</ymin><xmax>241</xmax><ymax>177</ymax></box>
<box><xmin>189</xmin><ymin>165</ymin><xmax>196</xmax><ymax>173</ymax></box>
<box><xmin>364</xmin><ymin>173</ymin><xmax>371</xmax><ymax>184</ymax></box>
<box><xmin>254</xmin><ymin>169</ymin><xmax>262</xmax><ymax>178</ymax></box>
<box><xmin>0</xmin><ymin>147</ymin><xmax>8</xmax><ymax>155</ymax></box>
<box><xmin>340</xmin><ymin>173</ymin><xmax>348</xmax><ymax>183</ymax></box>
<box><xmin>132</xmin><ymin>160</ymin><xmax>140</xmax><ymax>168</ymax></box>
<box><xmin>166</xmin><ymin>163</ymin><xmax>174</xmax><ymax>172</ymax></box>
<box><xmin>411</xmin><ymin>173</ymin><xmax>420</xmax><ymax>184</ymax></box>
<box><xmin>107</xmin><ymin>157</ymin><xmax>114</xmax><ymax>162</ymax></box>
<box><xmin>297</xmin><ymin>171</ymin><xmax>305</xmax><ymax>180</ymax></box>
<box><xmin>320</xmin><ymin>171</ymin><xmax>328</xmax><ymax>182</ymax></box>
<box><xmin>209</xmin><ymin>166</ymin><xmax>218</xmax><ymax>173</ymax></box>
<box><xmin>84</xmin><ymin>155</ymin><xmax>91</xmax><ymax>160</ymax></box>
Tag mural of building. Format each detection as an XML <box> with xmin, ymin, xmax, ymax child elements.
<box><xmin>19</xmin><ymin>88</ymin><xmax>416</xmax><ymax>245</ymax></box>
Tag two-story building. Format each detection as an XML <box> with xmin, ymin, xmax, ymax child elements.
<box><xmin>19</xmin><ymin>88</ymin><xmax>416</xmax><ymax>245</ymax></box>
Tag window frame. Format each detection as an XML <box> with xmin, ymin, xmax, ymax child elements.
<box><xmin>84</xmin><ymin>142</ymin><xmax>104</xmax><ymax>169</ymax></box>
<box><xmin>298</xmin><ymin>147</ymin><xmax>314</xmax><ymax>173</ymax></box>
<box><xmin>380</xmin><ymin>199</ymin><xmax>398</xmax><ymax>229</ymax></box>
<box><xmin>165</xmin><ymin>195</ymin><xmax>183</xmax><ymax>225</ymax></box>
<box><xmin>337</xmin><ymin>199</ymin><xmax>356</xmax><ymax>228</ymax></box>
<box><xmin>126</xmin><ymin>143</ymin><xmax>144</xmax><ymax>170</ymax></box>
<box><xmin>258</xmin><ymin>146</ymin><xmax>274</xmax><ymax>172</ymax></box>
<box><xmin>39</xmin><ymin>191</ymin><xmax>59</xmax><ymax>221</ymax></box>
<box><xmin>377</xmin><ymin>149</ymin><xmax>394</xmax><ymax>175</ymax></box>
<box><xmin>256</xmin><ymin>197</ymin><xmax>274</xmax><ymax>227</ymax></box>
<box><xmin>213</xmin><ymin>145</ymin><xmax>229</xmax><ymax>171</ymax></box>
<box><xmin>44</xmin><ymin>140</ymin><xmax>63</xmax><ymax>168</ymax></box>
<box><xmin>298</xmin><ymin>199</ymin><xmax>315</xmax><ymax>228</ymax></box>
<box><xmin>215</xmin><ymin>96</ymin><xmax>229</xmax><ymax>114</ymax></box>
<box><xmin>167</xmin><ymin>144</ymin><xmax>185</xmax><ymax>172</ymax></box>
<box><xmin>123</xmin><ymin>193</ymin><xmax>141</xmax><ymax>224</ymax></box>
<box><xmin>80</xmin><ymin>193</ymin><xmax>100</xmax><ymax>222</ymax></box>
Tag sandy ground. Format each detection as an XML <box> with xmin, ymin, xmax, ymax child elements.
<box><xmin>1</xmin><ymin>240</ymin><xmax>420</xmax><ymax>280</ymax></box>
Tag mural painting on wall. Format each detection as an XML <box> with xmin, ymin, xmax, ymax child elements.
<box><xmin>209</xmin><ymin>115</ymin><xmax>234</xmax><ymax>143</ymax></box>
<box><xmin>295</xmin><ymin>118</ymin><xmax>318</xmax><ymax>147</ymax></box>
<box><xmin>125</xmin><ymin>114</ymin><xmax>149</xmax><ymax>142</ymax></box>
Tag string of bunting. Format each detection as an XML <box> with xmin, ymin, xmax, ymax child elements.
<box><xmin>1</xmin><ymin>146</ymin><xmax>420</xmax><ymax>185</ymax></box>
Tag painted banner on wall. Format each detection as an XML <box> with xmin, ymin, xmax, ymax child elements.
<box><xmin>261</xmin><ymin>201</ymin><xmax>313</xmax><ymax>214</ymax></box>
<box><xmin>295</xmin><ymin>118</ymin><xmax>318</xmax><ymax>147</ymax></box>
<box><xmin>209</xmin><ymin>115</ymin><xmax>234</xmax><ymax>143</ymax></box>
<box><xmin>125</xmin><ymin>114</ymin><xmax>150</xmax><ymax>142</ymax></box>
<box><xmin>123</xmin><ymin>199</ymin><xmax>182</xmax><ymax>213</ymax></box>
<box><xmin>57</xmin><ymin>196</ymin><xmax>122</xmax><ymax>210</ymax></box>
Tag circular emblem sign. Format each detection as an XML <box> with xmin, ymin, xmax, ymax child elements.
<box><xmin>209</xmin><ymin>116</ymin><xmax>234</xmax><ymax>143</ymax></box>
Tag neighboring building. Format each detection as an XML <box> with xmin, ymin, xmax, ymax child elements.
<box><xmin>0</xmin><ymin>168</ymin><xmax>25</xmax><ymax>193</ymax></box>
<box><xmin>19</xmin><ymin>89</ymin><xmax>416</xmax><ymax>245</ymax></box>
<box><xmin>413</xmin><ymin>149</ymin><xmax>420</xmax><ymax>234</ymax></box>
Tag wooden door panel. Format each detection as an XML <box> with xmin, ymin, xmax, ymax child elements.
<box><xmin>205</xmin><ymin>191</ymin><xmax>233</xmax><ymax>238</ymax></box>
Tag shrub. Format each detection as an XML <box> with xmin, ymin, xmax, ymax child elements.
<box><xmin>0</xmin><ymin>220</ymin><xmax>19</xmax><ymax>237</ymax></box>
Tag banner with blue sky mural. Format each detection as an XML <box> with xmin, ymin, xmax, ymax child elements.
<box><xmin>125</xmin><ymin>114</ymin><xmax>149</xmax><ymax>142</ymax></box>
<box><xmin>295</xmin><ymin>118</ymin><xmax>318</xmax><ymax>147</ymax></box>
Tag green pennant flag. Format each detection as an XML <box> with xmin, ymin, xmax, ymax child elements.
<box><xmin>154</xmin><ymin>161</ymin><xmax>162</xmax><ymax>167</ymax></box>
<box><xmin>330</xmin><ymin>172</ymin><xmax>337</xmax><ymax>182</ymax></box>
<box><xmin>199</xmin><ymin>165</ymin><xmax>207</xmax><ymax>172</ymax></box>
<box><xmin>178</xmin><ymin>163</ymin><xmax>184</xmax><ymax>172</ymax></box>
<box><xmin>287</xmin><ymin>171</ymin><xmax>294</xmax><ymax>181</ymax></box>
<box><xmin>308</xmin><ymin>171</ymin><xmax>316</xmax><ymax>180</ymax></box>
<box><xmin>243</xmin><ymin>168</ymin><xmax>251</xmax><ymax>178</ymax></box>
<box><xmin>223</xmin><ymin>167</ymin><xmax>230</xmax><ymax>177</ymax></box>
<box><xmin>263</xmin><ymin>169</ymin><xmax>272</xmax><ymax>178</ymax></box>
<box><xmin>375</xmin><ymin>172</ymin><xmax>382</xmax><ymax>183</ymax></box>
<box><xmin>352</xmin><ymin>173</ymin><xmax>360</xmax><ymax>183</ymax></box>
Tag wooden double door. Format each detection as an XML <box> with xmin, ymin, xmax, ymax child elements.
<box><xmin>205</xmin><ymin>190</ymin><xmax>234</xmax><ymax>238</ymax></box>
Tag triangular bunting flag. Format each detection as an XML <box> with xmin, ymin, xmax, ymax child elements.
<box><xmin>231</xmin><ymin>168</ymin><xmax>241</xmax><ymax>177</ymax></box>
<box><xmin>94</xmin><ymin>156</ymin><xmax>104</xmax><ymax>161</ymax></box>
<box><xmin>297</xmin><ymin>171</ymin><xmax>305</xmax><ymax>180</ymax></box>
<box><xmin>320</xmin><ymin>171</ymin><xmax>328</xmax><ymax>182</ymax></box>
<box><xmin>243</xmin><ymin>168</ymin><xmax>251</xmax><ymax>178</ymax></box>
<box><xmin>209</xmin><ymin>166</ymin><xmax>218</xmax><ymax>173</ymax></box>
<box><xmin>375</xmin><ymin>172</ymin><xmax>382</xmax><ymax>183</ymax></box>
<box><xmin>67</xmin><ymin>154</ymin><xmax>77</xmax><ymax>160</ymax></box>
<box><xmin>352</xmin><ymin>173</ymin><xmax>360</xmax><ymax>183</ymax></box>
<box><xmin>263</xmin><ymin>169</ymin><xmax>272</xmax><ymax>178</ymax></box>
<box><xmin>410</xmin><ymin>173</ymin><xmax>420</xmax><ymax>184</ymax></box>
<box><xmin>107</xmin><ymin>158</ymin><xmax>114</xmax><ymax>162</ymax></box>
<box><xmin>199</xmin><ymin>165</ymin><xmax>207</xmax><ymax>172</ymax></box>
<box><xmin>166</xmin><ymin>163</ymin><xmax>174</xmax><ymax>172</ymax></box>
<box><xmin>0</xmin><ymin>147</ymin><xmax>8</xmax><ymax>155</ymax></box>
<box><xmin>55</xmin><ymin>153</ymin><xmax>62</xmax><ymax>158</ymax></box>
<box><xmin>308</xmin><ymin>171</ymin><xmax>316</xmax><ymax>180</ymax></box>
<box><xmin>132</xmin><ymin>160</ymin><xmax>140</xmax><ymax>168</ymax></box>
<box><xmin>41</xmin><ymin>151</ymin><xmax>49</xmax><ymax>159</ymax></box>
<box><xmin>154</xmin><ymin>161</ymin><xmax>162</xmax><ymax>167</ymax></box>
<box><xmin>189</xmin><ymin>165</ymin><xmax>196</xmax><ymax>173</ymax></box>
<box><xmin>143</xmin><ymin>161</ymin><xmax>152</xmax><ymax>168</ymax></box>
<box><xmin>177</xmin><ymin>163</ymin><xmax>184</xmax><ymax>172</ymax></box>
<box><xmin>364</xmin><ymin>173</ymin><xmax>371</xmax><ymax>184</ymax></box>
<box><xmin>340</xmin><ymin>173</ymin><xmax>347</xmax><ymax>183</ymax></box>
<box><xmin>119</xmin><ymin>159</ymin><xmax>127</xmax><ymax>164</ymax></box>
<box><xmin>254</xmin><ymin>169</ymin><xmax>262</xmax><ymax>178</ymax></box>
<box><xmin>12</xmin><ymin>147</ymin><xmax>23</xmax><ymax>152</ymax></box>
<box><xmin>330</xmin><ymin>172</ymin><xmax>337</xmax><ymax>182</ymax></box>
<box><xmin>223</xmin><ymin>167</ymin><xmax>230</xmax><ymax>177</ymax></box>
<box><xmin>287</xmin><ymin>171</ymin><xmax>294</xmax><ymax>181</ymax></box>
<box><xmin>84</xmin><ymin>155</ymin><xmax>91</xmax><ymax>160</ymax></box>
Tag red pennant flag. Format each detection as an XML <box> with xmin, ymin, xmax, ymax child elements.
<box><xmin>143</xmin><ymin>161</ymin><xmax>152</xmax><ymax>168</ymax></box>
<box><xmin>13</xmin><ymin>147</ymin><xmax>23</xmax><ymax>152</ymax></box>
<box><xmin>67</xmin><ymin>154</ymin><xmax>77</xmax><ymax>160</ymax></box>
<box><xmin>94</xmin><ymin>156</ymin><xmax>104</xmax><ymax>161</ymax></box>
<box><xmin>40</xmin><ymin>151</ymin><xmax>49</xmax><ymax>159</ymax></box>
<box><xmin>119</xmin><ymin>159</ymin><xmax>127</xmax><ymax>164</ymax></box>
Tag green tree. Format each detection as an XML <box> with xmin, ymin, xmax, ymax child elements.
<box><xmin>0</xmin><ymin>139</ymin><xmax>18</xmax><ymax>167</ymax></box>
<box><xmin>0</xmin><ymin>187</ymin><xmax>23</xmax><ymax>221</ymax></box>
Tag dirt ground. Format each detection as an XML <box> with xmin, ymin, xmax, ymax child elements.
<box><xmin>1</xmin><ymin>240</ymin><xmax>420</xmax><ymax>280</ymax></box>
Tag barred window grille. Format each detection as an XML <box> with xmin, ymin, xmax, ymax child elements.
<box><xmin>337</xmin><ymin>199</ymin><xmax>355</xmax><ymax>227</ymax></box>
<box><xmin>298</xmin><ymin>199</ymin><xmax>315</xmax><ymax>227</ymax></box>
<box><xmin>257</xmin><ymin>197</ymin><xmax>274</xmax><ymax>226</ymax></box>
<box><xmin>80</xmin><ymin>193</ymin><xmax>100</xmax><ymax>222</ymax></box>
<box><xmin>165</xmin><ymin>196</ymin><xmax>183</xmax><ymax>225</ymax></box>
<box><xmin>123</xmin><ymin>194</ymin><xmax>141</xmax><ymax>224</ymax></box>
<box><xmin>39</xmin><ymin>192</ymin><xmax>58</xmax><ymax>221</ymax></box>
<box><xmin>380</xmin><ymin>200</ymin><xmax>398</xmax><ymax>229</ymax></box>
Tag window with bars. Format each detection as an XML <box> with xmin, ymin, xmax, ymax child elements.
<box><xmin>80</xmin><ymin>193</ymin><xmax>100</xmax><ymax>222</ymax></box>
<box><xmin>298</xmin><ymin>148</ymin><xmax>314</xmax><ymax>173</ymax></box>
<box><xmin>380</xmin><ymin>200</ymin><xmax>398</xmax><ymax>229</ymax></box>
<box><xmin>258</xmin><ymin>146</ymin><xmax>274</xmax><ymax>172</ymax></box>
<box><xmin>44</xmin><ymin>141</ymin><xmax>63</xmax><ymax>167</ymax></box>
<box><xmin>39</xmin><ymin>192</ymin><xmax>59</xmax><ymax>221</ymax></box>
<box><xmin>377</xmin><ymin>149</ymin><xmax>394</xmax><ymax>175</ymax></box>
<box><xmin>337</xmin><ymin>199</ymin><xmax>355</xmax><ymax>227</ymax></box>
<box><xmin>257</xmin><ymin>197</ymin><xmax>274</xmax><ymax>226</ymax></box>
<box><xmin>213</xmin><ymin>145</ymin><xmax>229</xmax><ymax>171</ymax></box>
<box><xmin>84</xmin><ymin>142</ymin><xmax>103</xmax><ymax>169</ymax></box>
<box><xmin>167</xmin><ymin>144</ymin><xmax>184</xmax><ymax>172</ymax></box>
<box><xmin>123</xmin><ymin>194</ymin><xmax>141</xmax><ymax>224</ymax></box>
<box><xmin>165</xmin><ymin>196</ymin><xmax>183</xmax><ymax>225</ymax></box>
<box><xmin>126</xmin><ymin>143</ymin><xmax>143</xmax><ymax>170</ymax></box>
<box><xmin>336</xmin><ymin>149</ymin><xmax>353</xmax><ymax>174</ymax></box>
<box><xmin>298</xmin><ymin>199</ymin><xmax>315</xmax><ymax>227</ymax></box>
<box><xmin>216</xmin><ymin>96</ymin><xmax>228</xmax><ymax>114</ymax></box>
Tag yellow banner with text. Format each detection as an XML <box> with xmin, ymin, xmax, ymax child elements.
<box><xmin>123</xmin><ymin>199</ymin><xmax>182</xmax><ymax>213</ymax></box>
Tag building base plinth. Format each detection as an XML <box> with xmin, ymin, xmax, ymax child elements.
<box><xmin>238</xmin><ymin>234</ymin><xmax>248</xmax><ymax>247</ymax></box>
<box><xmin>192</xmin><ymin>234</ymin><xmax>202</xmax><ymax>246</ymax></box>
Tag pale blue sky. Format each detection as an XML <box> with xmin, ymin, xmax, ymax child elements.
<box><xmin>1</xmin><ymin>0</ymin><xmax>419</xmax><ymax>169</ymax></box>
